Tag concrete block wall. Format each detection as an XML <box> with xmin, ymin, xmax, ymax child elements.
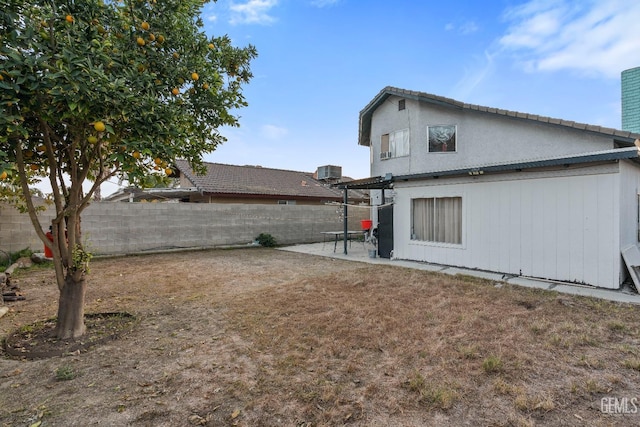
<box><xmin>0</xmin><ymin>201</ymin><xmax>370</xmax><ymax>255</ymax></box>
<box><xmin>0</xmin><ymin>202</ymin><xmax>56</xmax><ymax>254</ymax></box>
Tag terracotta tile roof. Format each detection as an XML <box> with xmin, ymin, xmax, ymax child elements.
<box><xmin>174</xmin><ymin>160</ymin><xmax>368</xmax><ymax>201</ymax></box>
<box><xmin>359</xmin><ymin>86</ymin><xmax>640</xmax><ymax>146</ymax></box>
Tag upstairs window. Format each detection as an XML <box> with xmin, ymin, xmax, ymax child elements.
<box><xmin>412</xmin><ymin>197</ymin><xmax>462</xmax><ymax>244</ymax></box>
<box><xmin>380</xmin><ymin>129</ymin><xmax>410</xmax><ymax>160</ymax></box>
<box><xmin>398</xmin><ymin>99</ymin><xmax>406</xmax><ymax>110</ymax></box>
<box><xmin>428</xmin><ymin>125</ymin><xmax>457</xmax><ymax>153</ymax></box>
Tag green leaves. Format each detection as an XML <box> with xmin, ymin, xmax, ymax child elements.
<box><xmin>1</xmin><ymin>0</ymin><xmax>257</xmax><ymax>192</ymax></box>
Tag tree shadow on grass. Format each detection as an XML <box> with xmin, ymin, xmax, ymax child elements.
<box><xmin>3</xmin><ymin>312</ymin><xmax>137</xmax><ymax>360</ymax></box>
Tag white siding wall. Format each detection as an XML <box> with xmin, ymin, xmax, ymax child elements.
<box><xmin>619</xmin><ymin>161</ymin><xmax>640</xmax><ymax>254</ymax></box>
<box><xmin>393</xmin><ymin>166</ymin><xmax>623</xmax><ymax>289</ymax></box>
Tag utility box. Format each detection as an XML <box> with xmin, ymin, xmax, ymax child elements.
<box><xmin>317</xmin><ymin>165</ymin><xmax>342</xmax><ymax>181</ymax></box>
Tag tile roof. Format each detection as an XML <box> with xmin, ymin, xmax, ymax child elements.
<box><xmin>174</xmin><ymin>160</ymin><xmax>368</xmax><ymax>201</ymax></box>
<box><xmin>358</xmin><ymin>86</ymin><xmax>640</xmax><ymax>147</ymax></box>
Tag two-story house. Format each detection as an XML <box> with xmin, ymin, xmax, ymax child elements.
<box><xmin>338</xmin><ymin>86</ymin><xmax>640</xmax><ymax>289</ymax></box>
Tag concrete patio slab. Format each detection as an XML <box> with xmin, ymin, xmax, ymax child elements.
<box><xmin>278</xmin><ymin>243</ymin><xmax>640</xmax><ymax>305</ymax></box>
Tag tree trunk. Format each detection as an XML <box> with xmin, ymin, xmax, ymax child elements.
<box><xmin>55</xmin><ymin>274</ymin><xmax>87</xmax><ymax>339</ymax></box>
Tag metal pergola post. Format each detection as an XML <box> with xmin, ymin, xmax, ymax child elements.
<box><xmin>343</xmin><ymin>188</ymin><xmax>348</xmax><ymax>254</ymax></box>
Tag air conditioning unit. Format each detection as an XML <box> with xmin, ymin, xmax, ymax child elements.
<box><xmin>380</xmin><ymin>151</ymin><xmax>392</xmax><ymax>160</ymax></box>
<box><xmin>317</xmin><ymin>165</ymin><xmax>342</xmax><ymax>180</ymax></box>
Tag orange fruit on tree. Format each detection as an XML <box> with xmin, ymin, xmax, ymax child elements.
<box><xmin>172</xmin><ymin>52</ymin><xmax>179</xmax><ymax>59</ymax></box>
<box><xmin>153</xmin><ymin>165</ymin><xmax>160</xmax><ymax>171</ymax></box>
<box><xmin>157</xmin><ymin>34</ymin><xmax>165</xmax><ymax>44</ymax></box>
<box><xmin>87</xmin><ymin>136</ymin><xmax>98</xmax><ymax>144</ymax></box>
<box><xmin>148</xmin><ymin>33</ymin><xmax>155</xmax><ymax>42</ymax></box>
<box><xmin>191</xmin><ymin>72</ymin><xmax>199</xmax><ymax>81</ymax></box>
<box><xmin>65</xmin><ymin>15</ymin><xmax>73</xmax><ymax>23</ymax></box>
<box><xmin>36</xmin><ymin>144</ymin><xmax>46</xmax><ymax>152</ymax></box>
<box><xmin>202</xmin><ymin>83</ymin><xmax>209</xmax><ymax>90</ymax></box>
<box><xmin>141</xmin><ymin>21</ymin><xmax>150</xmax><ymax>31</ymax></box>
<box><xmin>94</xmin><ymin>121</ymin><xmax>106</xmax><ymax>132</ymax></box>
<box><xmin>171</xmin><ymin>88</ymin><xmax>179</xmax><ymax>96</ymax></box>
<box><xmin>132</xmin><ymin>151</ymin><xmax>141</xmax><ymax>159</ymax></box>
<box><xmin>208</xmin><ymin>43</ymin><xmax>215</xmax><ymax>49</ymax></box>
<box><xmin>0</xmin><ymin>171</ymin><xmax>7</xmax><ymax>180</ymax></box>
<box><xmin>0</xmin><ymin>75</ymin><xmax>4</xmax><ymax>81</ymax></box>
<box><xmin>153</xmin><ymin>157</ymin><xmax>162</xmax><ymax>165</ymax></box>
<box><xmin>165</xmin><ymin>168</ymin><xmax>172</xmax><ymax>176</ymax></box>
<box><xmin>137</xmin><ymin>37</ymin><xmax>145</xmax><ymax>46</ymax></box>
<box><xmin>30</xmin><ymin>164</ymin><xmax>39</xmax><ymax>171</ymax></box>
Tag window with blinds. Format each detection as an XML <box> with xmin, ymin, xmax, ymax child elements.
<box><xmin>412</xmin><ymin>197</ymin><xmax>462</xmax><ymax>244</ymax></box>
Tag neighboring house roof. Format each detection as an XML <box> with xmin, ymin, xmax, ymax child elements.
<box><xmin>358</xmin><ymin>86</ymin><xmax>640</xmax><ymax>147</ymax></box>
<box><xmin>105</xmin><ymin>187</ymin><xmax>200</xmax><ymax>202</ymax></box>
<box><xmin>175</xmin><ymin>159</ymin><xmax>368</xmax><ymax>201</ymax></box>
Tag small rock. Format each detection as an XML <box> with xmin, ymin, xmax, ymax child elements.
<box><xmin>5</xmin><ymin>257</ymin><xmax>34</xmax><ymax>275</ymax></box>
<box><xmin>31</xmin><ymin>253</ymin><xmax>49</xmax><ymax>264</ymax></box>
<box><xmin>14</xmin><ymin>257</ymin><xmax>33</xmax><ymax>268</ymax></box>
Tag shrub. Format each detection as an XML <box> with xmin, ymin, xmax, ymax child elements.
<box><xmin>256</xmin><ymin>233</ymin><xmax>277</xmax><ymax>247</ymax></box>
<box><xmin>55</xmin><ymin>365</ymin><xmax>77</xmax><ymax>381</ymax></box>
<box><xmin>482</xmin><ymin>355</ymin><xmax>503</xmax><ymax>373</ymax></box>
<box><xmin>11</xmin><ymin>247</ymin><xmax>34</xmax><ymax>263</ymax></box>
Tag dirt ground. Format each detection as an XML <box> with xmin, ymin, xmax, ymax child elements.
<box><xmin>1</xmin><ymin>248</ymin><xmax>640</xmax><ymax>426</ymax></box>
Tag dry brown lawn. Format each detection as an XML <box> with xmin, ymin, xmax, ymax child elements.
<box><xmin>1</xmin><ymin>248</ymin><xmax>640</xmax><ymax>426</ymax></box>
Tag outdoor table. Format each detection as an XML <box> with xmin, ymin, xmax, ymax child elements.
<box><xmin>321</xmin><ymin>231</ymin><xmax>364</xmax><ymax>253</ymax></box>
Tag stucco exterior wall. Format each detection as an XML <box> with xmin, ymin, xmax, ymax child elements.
<box><xmin>0</xmin><ymin>202</ymin><xmax>368</xmax><ymax>255</ymax></box>
<box><xmin>392</xmin><ymin>163</ymin><xmax>629</xmax><ymax>289</ymax></box>
<box><xmin>369</xmin><ymin>95</ymin><xmax>617</xmax><ymax>178</ymax></box>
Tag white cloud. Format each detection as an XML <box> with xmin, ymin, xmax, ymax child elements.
<box><xmin>229</xmin><ymin>0</ymin><xmax>278</xmax><ymax>25</ymax></box>
<box><xmin>499</xmin><ymin>0</ymin><xmax>640</xmax><ymax>78</ymax></box>
<box><xmin>452</xmin><ymin>50</ymin><xmax>497</xmax><ymax>99</ymax></box>
<box><xmin>261</xmin><ymin>124</ymin><xmax>289</xmax><ymax>140</ymax></box>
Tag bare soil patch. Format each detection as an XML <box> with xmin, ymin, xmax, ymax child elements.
<box><xmin>1</xmin><ymin>248</ymin><xmax>639</xmax><ymax>426</ymax></box>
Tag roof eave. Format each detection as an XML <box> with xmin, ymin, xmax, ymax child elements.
<box><xmin>394</xmin><ymin>147</ymin><xmax>640</xmax><ymax>182</ymax></box>
<box><xmin>335</xmin><ymin>148</ymin><xmax>640</xmax><ymax>190</ymax></box>
<box><xmin>358</xmin><ymin>87</ymin><xmax>640</xmax><ymax>147</ymax></box>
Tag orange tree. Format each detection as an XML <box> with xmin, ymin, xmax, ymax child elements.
<box><xmin>0</xmin><ymin>0</ymin><xmax>257</xmax><ymax>338</ymax></box>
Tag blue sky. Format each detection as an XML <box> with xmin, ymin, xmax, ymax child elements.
<box><xmin>191</xmin><ymin>0</ymin><xmax>640</xmax><ymax>182</ymax></box>
<box><xmin>88</xmin><ymin>0</ymin><xmax>640</xmax><ymax>195</ymax></box>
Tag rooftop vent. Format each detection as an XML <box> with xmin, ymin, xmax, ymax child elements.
<box><xmin>317</xmin><ymin>165</ymin><xmax>342</xmax><ymax>181</ymax></box>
